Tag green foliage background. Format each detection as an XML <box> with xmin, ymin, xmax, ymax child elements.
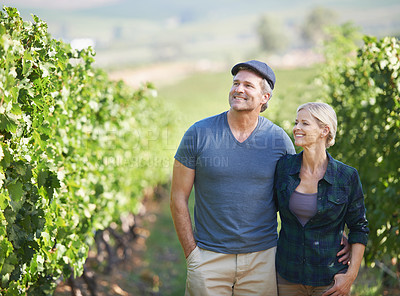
<box><xmin>0</xmin><ymin>7</ymin><xmax>175</xmax><ymax>295</ymax></box>
<box><xmin>320</xmin><ymin>23</ymin><xmax>400</xmax><ymax>267</ymax></box>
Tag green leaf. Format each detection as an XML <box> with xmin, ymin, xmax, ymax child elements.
<box><xmin>0</xmin><ymin>114</ymin><xmax>18</xmax><ymax>133</ymax></box>
<box><xmin>0</xmin><ymin>192</ymin><xmax>10</xmax><ymax>210</ymax></box>
<box><xmin>22</xmin><ymin>59</ymin><xmax>32</xmax><ymax>76</ymax></box>
<box><xmin>8</xmin><ymin>223</ymin><xmax>28</xmax><ymax>249</ymax></box>
<box><xmin>7</xmin><ymin>180</ymin><xmax>23</xmax><ymax>201</ymax></box>
<box><xmin>11</xmin><ymin>103</ymin><xmax>22</xmax><ymax>115</ymax></box>
<box><xmin>0</xmin><ymin>171</ymin><xmax>5</xmax><ymax>189</ymax></box>
<box><xmin>0</xmin><ymin>146</ymin><xmax>12</xmax><ymax>169</ymax></box>
<box><xmin>32</xmin><ymin>130</ymin><xmax>46</xmax><ymax>149</ymax></box>
<box><xmin>14</xmin><ymin>162</ymin><xmax>27</xmax><ymax>176</ymax></box>
<box><xmin>0</xmin><ymin>262</ymin><xmax>15</xmax><ymax>283</ymax></box>
<box><xmin>10</xmin><ymin>86</ymin><xmax>19</xmax><ymax>101</ymax></box>
<box><xmin>0</xmin><ymin>24</ymin><xmax>6</xmax><ymax>36</ymax></box>
<box><xmin>36</xmin><ymin>254</ymin><xmax>44</xmax><ymax>272</ymax></box>
<box><xmin>37</xmin><ymin>170</ymin><xmax>48</xmax><ymax>188</ymax></box>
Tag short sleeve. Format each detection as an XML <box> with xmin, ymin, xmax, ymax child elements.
<box><xmin>278</xmin><ymin>128</ymin><xmax>295</xmax><ymax>155</ymax></box>
<box><xmin>284</xmin><ymin>132</ymin><xmax>296</xmax><ymax>155</ymax></box>
<box><xmin>174</xmin><ymin>124</ymin><xmax>198</xmax><ymax>169</ymax></box>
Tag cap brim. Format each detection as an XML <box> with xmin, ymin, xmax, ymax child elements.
<box><xmin>231</xmin><ymin>63</ymin><xmax>274</xmax><ymax>89</ymax></box>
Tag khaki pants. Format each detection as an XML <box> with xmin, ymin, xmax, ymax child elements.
<box><xmin>277</xmin><ymin>273</ymin><xmax>335</xmax><ymax>296</ymax></box>
<box><xmin>185</xmin><ymin>246</ymin><xmax>277</xmax><ymax>296</ymax></box>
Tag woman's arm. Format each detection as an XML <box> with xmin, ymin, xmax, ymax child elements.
<box><xmin>322</xmin><ymin>243</ymin><xmax>365</xmax><ymax>296</ymax></box>
<box><xmin>323</xmin><ymin>169</ymin><xmax>368</xmax><ymax>295</ymax></box>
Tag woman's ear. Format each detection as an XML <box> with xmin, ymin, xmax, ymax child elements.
<box><xmin>322</xmin><ymin>126</ymin><xmax>330</xmax><ymax>137</ymax></box>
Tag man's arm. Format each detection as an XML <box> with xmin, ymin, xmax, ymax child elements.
<box><xmin>337</xmin><ymin>234</ymin><xmax>351</xmax><ymax>264</ymax></box>
<box><xmin>170</xmin><ymin>159</ymin><xmax>196</xmax><ymax>258</ymax></box>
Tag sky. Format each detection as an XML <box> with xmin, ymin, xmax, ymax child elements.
<box><xmin>2</xmin><ymin>0</ymin><xmax>121</xmax><ymax>10</ymax></box>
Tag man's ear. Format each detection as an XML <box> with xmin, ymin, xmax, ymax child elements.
<box><xmin>262</xmin><ymin>93</ymin><xmax>271</xmax><ymax>105</ymax></box>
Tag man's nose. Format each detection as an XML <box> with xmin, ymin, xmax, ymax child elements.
<box><xmin>235</xmin><ymin>83</ymin><xmax>244</xmax><ymax>92</ymax></box>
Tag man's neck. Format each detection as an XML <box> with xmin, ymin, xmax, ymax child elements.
<box><xmin>227</xmin><ymin>109</ymin><xmax>260</xmax><ymax>142</ymax></box>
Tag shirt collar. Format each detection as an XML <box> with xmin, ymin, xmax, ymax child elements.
<box><xmin>288</xmin><ymin>151</ymin><xmax>336</xmax><ymax>185</ymax></box>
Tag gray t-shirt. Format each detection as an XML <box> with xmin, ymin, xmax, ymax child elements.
<box><xmin>175</xmin><ymin>111</ymin><xmax>295</xmax><ymax>254</ymax></box>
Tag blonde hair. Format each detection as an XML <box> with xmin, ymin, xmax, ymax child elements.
<box><xmin>297</xmin><ymin>102</ymin><xmax>337</xmax><ymax>148</ymax></box>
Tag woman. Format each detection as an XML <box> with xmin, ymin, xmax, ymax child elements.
<box><xmin>274</xmin><ymin>102</ymin><xmax>369</xmax><ymax>296</ymax></box>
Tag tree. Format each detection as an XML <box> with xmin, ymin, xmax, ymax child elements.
<box><xmin>256</xmin><ymin>14</ymin><xmax>288</xmax><ymax>53</ymax></box>
<box><xmin>319</xmin><ymin>24</ymin><xmax>400</xmax><ymax>277</ymax></box>
<box><xmin>301</xmin><ymin>6</ymin><xmax>337</xmax><ymax>47</ymax></box>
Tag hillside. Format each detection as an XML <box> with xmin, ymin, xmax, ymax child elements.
<box><xmin>3</xmin><ymin>0</ymin><xmax>400</xmax><ymax>68</ymax></box>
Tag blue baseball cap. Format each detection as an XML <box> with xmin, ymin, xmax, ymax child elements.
<box><xmin>231</xmin><ymin>60</ymin><xmax>276</xmax><ymax>89</ymax></box>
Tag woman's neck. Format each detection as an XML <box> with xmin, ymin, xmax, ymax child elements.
<box><xmin>301</xmin><ymin>146</ymin><xmax>328</xmax><ymax>174</ymax></box>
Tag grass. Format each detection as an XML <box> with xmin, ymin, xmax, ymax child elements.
<box><xmin>141</xmin><ymin>194</ymin><xmax>187</xmax><ymax>295</ymax></box>
<box><xmin>351</xmin><ymin>264</ymin><xmax>384</xmax><ymax>296</ymax></box>
<box><xmin>140</xmin><ymin>189</ymin><xmax>194</xmax><ymax>295</ymax></box>
<box><xmin>158</xmin><ymin>71</ymin><xmax>231</xmax><ymax>127</ymax></box>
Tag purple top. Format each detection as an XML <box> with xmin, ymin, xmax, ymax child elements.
<box><xmin>289</xmin><ymin>190</ymin><xmax>317</xmax><ymax>226</ymax></box>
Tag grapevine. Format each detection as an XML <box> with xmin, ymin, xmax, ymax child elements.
<box><xmin>0</xmin><ymin>6</ymin><xmax>175</xmax><ymax>295</ymax></box>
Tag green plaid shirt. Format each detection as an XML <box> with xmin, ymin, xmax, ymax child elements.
<box><xmin>274</xmin><ymin>151</ymin><xmax>369</xmax><ymax>286</ymax></box>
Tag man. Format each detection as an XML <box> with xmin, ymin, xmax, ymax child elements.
<box><xmin>170</xmin><ymin>60</ymin><xmax>348</xmax><ymax>295</ymax></box>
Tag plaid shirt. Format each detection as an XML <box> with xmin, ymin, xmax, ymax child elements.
<box><xmin>274</xmin><ymin>151</ymin><xmax>369</xmax><ymax>286</ymax></box>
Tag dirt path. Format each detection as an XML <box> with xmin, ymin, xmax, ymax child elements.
<box><xmin>107</xmin><ymin>60</ymin><xmax>226</xmax><ymax>88</ymax></box>
<box><xmin>106</xmin><ymin>50</ymin><xmax>324</xmax><ymax>89</ymax></box>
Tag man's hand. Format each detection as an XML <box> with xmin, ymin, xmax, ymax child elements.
<box><xmin>185</xmin><ymin>243</ymin><xmax>198</xmax><ymax>259</ymax></box>
<box><xmin>337</xmin><ymin>235</ymin><xmax>351</xmax><ymax>265</ymax></box>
